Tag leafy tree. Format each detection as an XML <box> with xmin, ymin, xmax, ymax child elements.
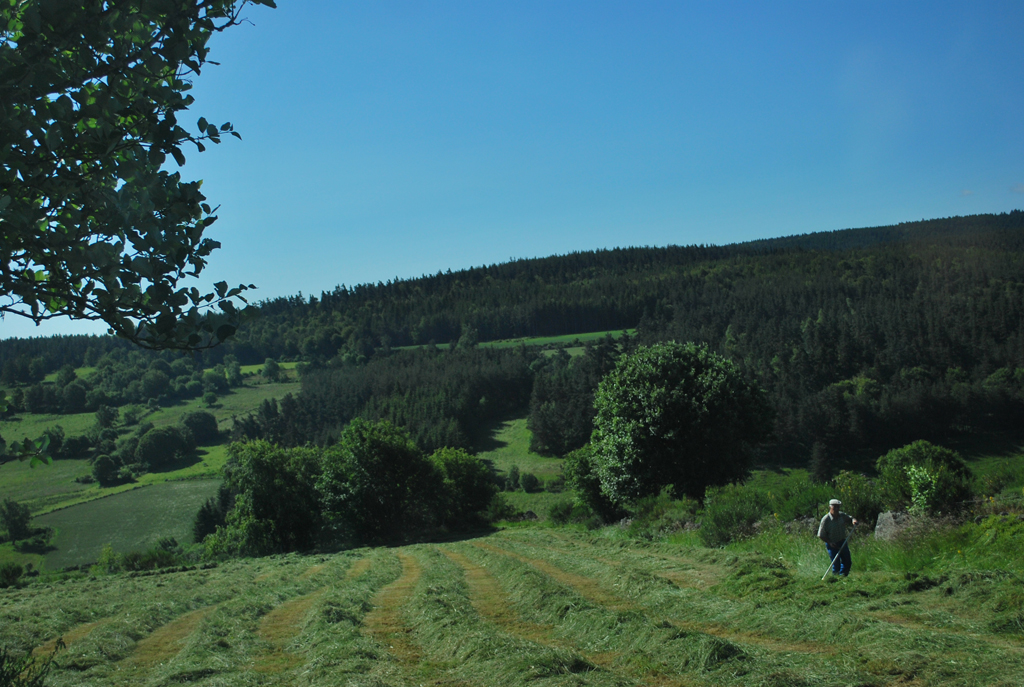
<box><xmin>429</xmin><ymin>447</ymin><xmax>496</xmax><ymax>527</ymax></box>
<box><xmin>261</xmin><ymin>358</ymin><xmax>281</xmax><ymax>382</ymax></box>
<box><xmin>519</xmin><ymin>471</ymin><xmax>540</xmax><ymax>493</ymax></box>
<box><xmin>317</xmin><ymin>419</ymin><xmax>440</xmax><ymax>544</ymax></box>
<box><xmin>92</xmin><ymin>454</ymin><xmax>119</xmax><ymax>487</ymax></box>
<box><xmin>181</xmin><ymin>409</ymin><xmax>219</xmax><ymax>445</ymax></box>
<box><xmin>591</xmin><ymin>341</ymin><xmax>773</xmax><ymax>504</ymax></box>
<box><xmin>1</xmin><ymin>0</ymin><xmax>274</xmax><ymax>349</ymax></box>
<box><xmin>135</xmin><ymin>425</ymin><xmax>194</xmax><ymax>469</ymax></box>
<box><xmin>1</xmin><ymin>498</ymin><xmax>32</xmax><ymax>541</ymax></box>
<box><xmin>506</xmin><ymin>464</ymin><xmax>520</xmax><ymax>491</ymax></box>
<box><xmin>207</xmin><ymin>441</ymin><xmax>322</xmax><ymax>556</ymax></box>
<box><xmin>94</xmin><ymin>404</ymin><xmax>118</xmax><ymax>428</ymax></box>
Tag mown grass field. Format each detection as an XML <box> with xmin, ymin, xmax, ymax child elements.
<box><xmin>34</xmin><ymin>479</ymin><xmax>223</xmax><ymax>570</ymax></box>
<box><xmin>3</xmin><ymin>524</ymin><xmax>1022</xmax><ymax>687</ymax></box>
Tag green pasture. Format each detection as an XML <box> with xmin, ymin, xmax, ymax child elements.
<box><xmin>4</xmin><ymin>521</ymin><xmax>1023</xmax><ymax>686</ymax></box>
<box><xmin>476</xmin><ymin>416</ymin><xmax>566</xmax><ymax>519</ymax></box>
<box><xmin>398</xmin><ymin>328</ymin><xmax>635</xmax><ymax>352</ymax></box>
<box><xmin>33</xmin><ymin>479</ymin><xmax>222</xmax><ymax>570</ymax></box>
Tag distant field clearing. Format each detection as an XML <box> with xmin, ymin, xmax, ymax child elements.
<box><xmin>35</xmin><ymin>479</ymin><xmax>222</xmax><ymax>570</ymax></box>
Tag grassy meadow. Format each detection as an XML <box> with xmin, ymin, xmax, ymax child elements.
<box><xmin>3</xmin><ymin>522</ymin><xmax>1022</xmax><ymax>687</ymax></box>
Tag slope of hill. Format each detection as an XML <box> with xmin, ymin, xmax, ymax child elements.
<box><xmin>3</xmin><ymin>526</ymin><xmax>1022</xmax><ymax>686</ymax></box>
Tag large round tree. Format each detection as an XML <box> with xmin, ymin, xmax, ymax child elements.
<box><xmin>591</xmin><ymin>341</ymin><xmax>773</xmax><ymax>503</ymax></box>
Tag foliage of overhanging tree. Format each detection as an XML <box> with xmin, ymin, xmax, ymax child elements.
<box><xmin>590</xmin><ymin>341</ymin><xmax>773</xmax><ymax>504</ymax></box>
<box><xmin>0</xmin><ymin>0</ymin><xmax>273</xmax><ymax>349</ymax></box>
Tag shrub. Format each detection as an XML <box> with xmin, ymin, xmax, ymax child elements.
<box><xmin>95</xmin><ymin>404</ymin><xmax>118</xmax><ymax>428</ymax></box>
<box><xmin>548</xmin><ymin>499</ymin><xmax>574</xmax><ymax>525</ymax></box>
<box><xmin>876</xmin><ymin>440</ymin><xmax>973</xmax><ymax>514</ymax></box>
<box><xmin>429</xmin><ymin>447</ymin><xmax>497</xmax><ymax>528</ymax></box>
<box><xmin>181</xmin><ymin>410</ymin><xmax>220</xmax><ymax>445</ymax></box>
<box><xmin>135</xmin><ymin>425</ymin><xmax>195</xmax><ymax>469</ymax></box>
<box><xmin>520</xmin><ymin>472</ymin><xmax>541</xmax><ymax>493</ymax></box>
<box><xmin>699</xmin><ymin>484</ymin><xmax>771</xmax><ymax>547</ymax></box>
<box><xmin>0</xmin><ymin>562</ymin><xmax>23</xmax><ymax>588</ymax></box>
<box><xmin>545</xmin><ymin>475</ymin><xmax>566</xmax><ymax>493</ymax></box>
<box><xmin>0</xmin><ymin>498</ymin><xmax>32</xmax><ymax>541</ymax></box>
<box><xmin>563</xmin><ymin>444</ymin><xmax>624</xmax><ymax>523</ymax></box>
<box><xmin>832</xmin><ymin>470</ymin><xmax>885</xmax><ymax>528</ymax></box>
<box><xmin>626</xmin><ymin>487</ymin><xmax>698</xmax><ymax>540</ymax></box>
<box><xmin>506</xmin><ymin>464</ymin><xmax>520</xmax><ymax>491</ymax></box>
<box><xmin>92</xmin><ymin>454</ymin><xmax>119</xmax><ymax>486</ymax></box>
<box><xmin>484</xmin><ymin>493</ymin><xmax>522</xmax><ymax>522</ymax></box>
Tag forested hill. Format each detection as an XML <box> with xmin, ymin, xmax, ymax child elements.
<box><xmin>3</xmin><ymin>211</ymin><xmax>1024</xmax><ymax>466</ymax></box>
<box><xmin>218</xmin><ymin>211</ymin><xmax>1024</xmax><ymax>364</ymax></box>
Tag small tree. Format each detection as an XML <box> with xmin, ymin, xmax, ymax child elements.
<box><xmin>181</xmin><ymin>410</ymin><xmax>220</xmax><ymax>445</ymax></box>
<box><xmin>429</xmin><ymin>447</ymin><xmax>496</xmax><ymax>527</ymax></box>
<box><xmin>317</xmin><ymin>419</ymin><xmax>440</xmax><ymax>544</ymax></box>
<box><xmin>262</xmin><ymin>358</ymin><xmax>282</xmax><ymax>382</ymax></box>
<box><xmin>1</xmin><ymin>498</ymin><xmax>32</xmax><ymax>541</ymax></box>
<box><xmin>591</xmin><ymin>341</ymin><xmax>773</xmax><ymax>504</ymax></box>
<box><xmin>135</xmin><ymin>426</ymin><xmax>195</xmax><ymax>470</ymax></box>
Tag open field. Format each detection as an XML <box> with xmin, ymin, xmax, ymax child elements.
<box><xmin>475</xmin><ymin>416</ymin><xmax>566</xmax><ymax>518</ymax></box>
<box><xmin>33</xmin><ymin>479</ymin><xmax>222</xmax><ymax>570</ymax></box>
<box><xmin>0</xmin><ymin>379</ymin><xmax>299</xmax><ymax>512</ymax></box>
<box><xmin>397</xmin><ymin>328</ymin><xmax>635</xmax><ymax>352</ymax></box>
<box><xmin>2</xmin><ymin>525</ymin><xmax>1022</xmax><ymax>686</ymax></box>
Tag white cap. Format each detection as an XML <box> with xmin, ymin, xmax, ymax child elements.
<box><xmin>829</xmin><ymin>499</ymin><xmax>841</xmax><ymax>506</ymax></box>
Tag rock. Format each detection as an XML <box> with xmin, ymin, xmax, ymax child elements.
<box><xmin>874</xmin><ymin>511</ymin><xmax>913</xmax><ymax>541</ymax></box>
<box><xmin>784</xmin><ymin>516</ymin><xmax>818</xmax><ymax>536</ymax></box>
<box><xmin>522</xmin><ymin>510</ymin><xmax>538</xmax><ymax>521</ymax></box>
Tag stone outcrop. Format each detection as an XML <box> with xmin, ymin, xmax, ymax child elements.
<box><xmin>874</xmin><ymin>511</ymin><xmax>913</xmax><ymax>541</ymax></box>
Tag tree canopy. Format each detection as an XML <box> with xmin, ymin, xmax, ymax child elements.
<box><xmin>591</xmin><ymin>341</ymin><xmax>773</xmax><ymax>503</ymax></box>
<box><xmin>1</xmin><ymin>0</ymin><xmax>274</xmax><ymax>349</ymax></box>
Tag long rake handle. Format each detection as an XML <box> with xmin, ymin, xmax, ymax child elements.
<box><xmin>821</xmin><ymin>533</ymin><xmax>852</xmax><ymax>581</ymax></box>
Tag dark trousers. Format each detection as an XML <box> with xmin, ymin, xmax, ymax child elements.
<box><xmin>826</xmin><ymin>540</ymin><xmax>851</xmax><ymax>576</ymax></box>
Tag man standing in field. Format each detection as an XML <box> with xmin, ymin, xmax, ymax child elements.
<box><xmin>818</xmin><ymin>499</ymin><xmax>858</xmax><ymax>576</ymax></box>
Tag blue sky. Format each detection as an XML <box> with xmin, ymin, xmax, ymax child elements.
<box><xmin>5</xmin><ymin>0</ymin><xmax>1024</xmax><ymax>340</ymax></box>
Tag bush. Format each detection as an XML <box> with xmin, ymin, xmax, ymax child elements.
<box><xmin>626</xmin><ymin>488</ymin><xmax>699</xmax><ymax>540</ymax></box>
<box><xmin>520</xmin><ymin>472</ymin><xmax>540</xmax><ymax>493</ymax></box>
<box><xmin>563</xmin><ymin>444</ymin><xmax>624</xmax><ymax>523</ymax></box>
<box><xmin>0</xmin><ymin>498</ymin><xmax>32</xmax><ymax>541</ymax></box>
<box><xmin>0</xmin><ymin>562</ymin><xmax>23</xmax><ymax>588</ymax></box>
<box><xmin>92</xmin><ymin>454</ymin><xmax>120</xmax><ymax>486</ymax></box>
<box><xmin>699</xmin><ymin>484</ymin><xmax>771</xmax><ymax>547</ymax></box>
<box><xmin>831</xmin><ymin>471</ymin><xmax>885</xmax><ymax>528</ymax></box>
<box><xmin>135</xmin><ymin>425</ymin><xmax>195</xmax><ymax>469</ymax></box>
<box><xmin>876</xmin><ymin>440</ymin><xmax>973</xmax><ymax>514</ymax></box>
<box><xmin>506</xmin><ymin>464</ymin><xmax>520</xmax><ymax>491</ymax></box>
<box><xmin>429</xmin><ymin>447</ymin><xmax>497</xmax><ymax>528</ymax></box>
<box><xmin>181</xmin><ymin>410</ymin><xmax>220</xmax><ymax>445</ymax></box>
<box><xmin>484</xmin><ymin>493</ymin><xmax>523</xmax><ymax>522</ymax></box>
<box><xmin>545</xmin><ymin>475</ymin><xmax>566</xmax><ymax>493</ymax></box>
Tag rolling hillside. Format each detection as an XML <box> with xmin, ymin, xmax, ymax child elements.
<box><xmin>4</xmin><ymin>526</ymin><xmax>1023</xmax><ymax>686</ymax></box>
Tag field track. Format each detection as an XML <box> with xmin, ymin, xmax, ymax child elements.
<box><xmin>3</xmin><ymin>529</ymin><xmax>1023</xmax><ymax>686</ymax></box>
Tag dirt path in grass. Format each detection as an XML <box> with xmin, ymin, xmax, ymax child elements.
<box><xmin>33</xmin><ymin>620</ymin><xmax>105</xmax><ymax>657</ymax></box>
<box><xmin>253</xmin><ymin>590</ymin><xmax>326</xmax><ymax>673</ymax></box>
<box><xmin>128</xmin><ymin>605</ymin><xmax>217</xmax><ymax>667</ymax></box>
<box><xmin>475</xmin><ymin>538</ymin><xmax>829</xmax><ymax>657</ymax></box>
<box><xmin>363</xmin><ymin>552</ymin><xmax>423</xmax><ymax>664</ymax></box>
